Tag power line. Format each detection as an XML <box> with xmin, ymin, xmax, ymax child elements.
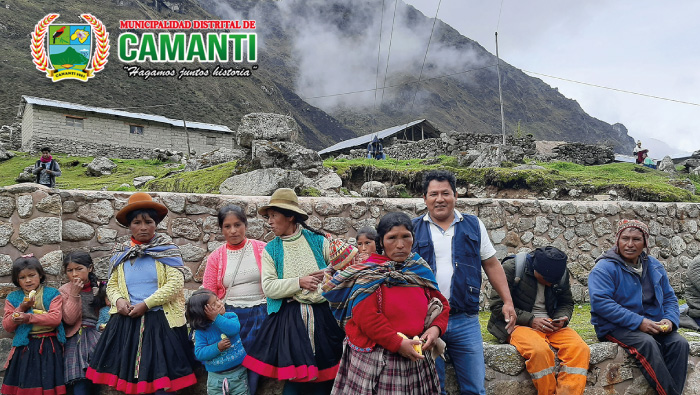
<box><xmin>521</xmin><ymin>70</ymin><xmax>700</xmax><ymax>107</ymax></box>
<box><xmin>379</xmin><ymin>0</ymin><xmax>400</xmax><ymax>106</ymax></box>
<box><xmin>373</xmin><ymin>0</ymin><xmax>386</xmax><ymax>111</ymax></box>
<box><xmin>496</xmin><ymin>0</ymin><xmax>505</xmax><ymax>32</ymax></box>
<box><xmin>302</xmin><ymin>64</ymin><xmax>497</xmax><ymax>101</ymax></box>
<box><xmin>409</xmin><ymin>0</ymin><xmax>442</xmax><ymax>112</ymax></box>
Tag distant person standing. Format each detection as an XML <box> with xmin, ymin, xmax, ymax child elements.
<box><xmin>633</xmin><ymin>141</ymin><xmax>648</xmax><ymax>165</ymax></box>
<box><xmin>33</xmin><ymin>147</ymin><xmax>61</xmax><ymax>188</ymax></box>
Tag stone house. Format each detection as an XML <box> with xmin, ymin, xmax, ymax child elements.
<box><xmin>18</xmin><ymin>96</ymin><xmax>235</xmax><ymax>158</ymax></box>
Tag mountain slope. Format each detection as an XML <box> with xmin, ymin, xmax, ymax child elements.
<box><xmin>0</xmin><ymin>0</ymin><xmax>635</xmax><ymax>153</ymax></box>
<box><xmin>0</xmin><ymin>0</ymin><xmax>355</xmax><ymax>150</ymax></box>
<box><xmin>198</xmin><ymin>0</ymin><xmax>635</xmax><ymax>153</ymax></box>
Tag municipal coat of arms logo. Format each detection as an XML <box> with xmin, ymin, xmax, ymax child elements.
<box><xmin>31</xmin><ymin>14</ymin><xmax>110</xmax><ymax>82</ymax></box>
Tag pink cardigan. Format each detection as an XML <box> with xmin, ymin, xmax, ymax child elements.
<box><xmin>59</xmin><ymin>282</ymin><xmax>88</xmax><ymax>338</ymax></box>
<box><xmin>202</xmin><ymin>239</ymin><xmax>267</xmax><ymax>299</ymax></box>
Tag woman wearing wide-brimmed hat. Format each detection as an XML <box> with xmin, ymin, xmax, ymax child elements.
<box><xmin>86</xmin><ymin>193</ymin><xmax>198</xmax><ymax>394</ymax></box>
<box><xmin>242</xmin><ymin>188</ymin><xmax>344</xmax><ymax>394</ymax></box>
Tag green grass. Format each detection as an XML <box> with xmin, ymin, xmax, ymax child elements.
<box><xmin>3</xmin><ymin>151</ymin><xmax>698</xmax><ymax>202</ymax></box>
<box><xmin>322</xmin><ymin>156</ymin><xmax>447</xmax><ymax>176</ymax></box>
<box><xmin>479</xmin><ymin>303</ymin><xmax>699</xmax><ymax>345</ymax></box>
<box><xmin>0</xmin><ymin>152</ymin><xmax>180</xmax><ymax>191</ymax></box>
<box><xmin>145</xmin><ymin>161</ymin><xmax>237</xmax><ymax>194</ymax></box>
<box><xmin>323</xmin><ymin>157</ymin><xmax>700</xmax><ymax>202</ymax></box>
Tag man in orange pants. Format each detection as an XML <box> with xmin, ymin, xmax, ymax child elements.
<box><xmin>488</xmin><ymin>247</ymin><xmax>589</xmax><ymax>394</ymax></box>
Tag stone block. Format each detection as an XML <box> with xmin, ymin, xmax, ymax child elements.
<box><xmin>19</xmin><ymin>217</ymin><xmax>61</xmax><ymax>246</ymax></box>
<box><xmin>0</xmin><ymin>254</ymin><xmax>12</xmax><ymax>276</ymax></box>
<box><xmin>185</xmin><ymin>204</ymin><xmax>217</xmax><ymax>216</ymax></box>
<box><xmin>589</xmin><ymin>342</ymin><xmax>618</xmax><ymax>365</ymax></box>
<box><xmin>62</xmin><ymin>200</ymin><xmax>77</xmax><ymax>213</ymax></box>
<box><xmin>171</xmin><ymin>218</ymin><xmax>202</xmax><ymax>241</ymax></box>
<box><xmin>323</xmin><ymin>217</ymin><xmax>349</xmax><ymax>235</ymax></box>
<box><xmin>39</xmin><ymin>250</ymin><xmax>63</xmax><ymax>275</ymax></box>
<box><xmin>16</xmin><ymin>194</ymin><xmax>33</xmax><ymax>218</ymax></box>
<box><xmin>162</xmin><ymin>194</ymin><xmax>186</xmax><ymax>214</ymax></box>
<box><xmin>179</xmin><ymin>243</ymin><xmax>207</xmax><ymax>262</ymax></box>
<box><xmin>598</xmin><ymin>362</ymin><xmax>634</xmax><ymax>387</ymax></box>
<box><xmin>96</xmin><ymin>227</ymin><xmax>118</xmax><ymax>244</ymax></box>
<box><xmin>349</xmin><ymin>202</ymin><xmax>368</xmax><ymax>219</ymax></box>
<box><xmin>62</xmin><ymin>220</ymin><xmax>95</xmax><ymax>241</ymax></box>
<box><xmin>36</xmin><ymin>194</ymin><xmax>62</xmax><ymax>215</ymax></box>
<box><xmin>0</xmin><ymin>196</ymin><xmax>16</xmax><ymax>217</ymax></box>
<box><xmin>360</xmin><ymin>181</ymin><xmax>387</xmax><ymax>198</ymax></box>
<box><xmin>483</xmin><ymin>344</ymin><xmax>526</xmax><ymax>376</ymax></box>
<box><xmin>0</xmin><ymin>222</ymin><xmax>12</xmax><ymax>247</ymax></box>
<box><xmin>76</xmin><ymin>200</ymin><xmax>114</xmax><ymax>225</ymax></box>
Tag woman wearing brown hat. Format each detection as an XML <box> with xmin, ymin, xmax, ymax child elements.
<box><xmin>85</xmin><ymin>193</ymin><xmax>198</xmax><ymax>394</ymax></box>
<box><xmin>242</xmin><ymin>188</ymin><xmax>344</xmax><ymax>394</ymax></box>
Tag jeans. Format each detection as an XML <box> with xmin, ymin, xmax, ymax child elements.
<box><xmin>436</xmin><ymin>313</ymin><xmax>486</xmax><ymax>395</ymax></box>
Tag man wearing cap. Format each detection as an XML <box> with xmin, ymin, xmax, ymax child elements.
<box><xmin>487</xmin><ymin>247</ymin><xmax>590</xmax><ymax>394</ymax></box>
<box><xmin>412</xmin><ymin>170</ymin><xmax>516</xmax><ymax>395</ymax></box>
<box><xmin>589</xmin><ymin>219</ymin><xmax>689</xmax><ymax>395</ymax></box>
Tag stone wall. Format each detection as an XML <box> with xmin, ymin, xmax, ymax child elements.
<box><xmin>341</xmin><ymin>131</ymin><xmax>536</xmax><ymax>162</ymax></box>
<box><xmin>1</xmin><ymin>185</ymin><xmax>700</xmax><ymax>393</ymax></box>
<box><xmin>2</xmin><ymin>185</ymin><xmax>700</xmax><ymax>306</ymax></box>
<box><xmin>551</xmin><ymin>142</ymin><xmax>615</xmax><ymax>165</ymax></box>
<box><xmin>480</xmin><ymin>342</ymin><xmax>700</xmax><ymax>395</ymax></box>
<box><xmin>21</xmin><ymin>104</ymin><xmax>236</xmax><ymax>157</ymax></box>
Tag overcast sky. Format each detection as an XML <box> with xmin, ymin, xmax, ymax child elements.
<box><xmin>404</xmin><ymin>0</ymin><xmax>700</xmax><ymax>154</ymax></box>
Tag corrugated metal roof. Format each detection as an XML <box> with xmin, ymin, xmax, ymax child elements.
<box><xmin>22</xmin><ymin>96</ymin><xmax>233</xmax><ymax>133</ymax></box>
<box><xmin>318</xmin><ymin>119</ymin><xmax>427</xmax><ymax>155</ymax></box>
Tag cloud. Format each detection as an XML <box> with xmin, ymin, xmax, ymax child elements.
<box><xmin>208</xmin><ymin>0</ymin><xmax>487</xmax><ymax>112</ymax></box>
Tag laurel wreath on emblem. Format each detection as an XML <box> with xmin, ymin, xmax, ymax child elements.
<box><xmin>30</xmin><ymin>13</ymin><xmax>110</xmax><ymax>74</ymax></box>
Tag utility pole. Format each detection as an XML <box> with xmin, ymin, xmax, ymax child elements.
<box><xmin>495</xmin><ymin>32</ymin><xmax>506</xmax><ymax>145</ymax></box>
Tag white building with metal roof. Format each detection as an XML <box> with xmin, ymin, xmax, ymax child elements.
<box><xmin>18</xmin><ymin>96</ymin><xmax>234</xmax><ymax>158</ymax></box>
<box><xmin>318</xmin><ymin>119</ymin><xmax>440</xmax><ymax>158</ymax></box>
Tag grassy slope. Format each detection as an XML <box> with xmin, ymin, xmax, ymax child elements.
<box><xmin>324</xmin><ymin>157</ymin><xmax>700</xmax><ymax>202</ymax></box>
<box><xmin>0</xmin><ymin>152</ymin><xmax>179</xmax><ymax>191</ymax></box>
<box><xmin>0</xmin><ymin>0</ymin><xmax>356</xmax><ymax>150</ymax></box>
<box><xmin>2</xmin><ymin>152</ymin><xmax>698</xmax><ymax>201</ymax></box>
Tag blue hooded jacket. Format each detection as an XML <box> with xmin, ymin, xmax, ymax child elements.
<box><xmin>589</xmin><ymin>248</ymin><xmax>679</xmax><ymax>339</ymax></box>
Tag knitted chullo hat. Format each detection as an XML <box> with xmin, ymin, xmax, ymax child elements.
<box><xmin>328</xmin><ymin>238</ymin><xmax>358</xmax><ymax>271</ymax></box>
<box><xmin>532</xmin><ymin>246</ymin><xmax>568</xmax><ymax>284</ymax></box>
<box><xmin>615</xmin><ymin>219</ymin><xmax>649</xmax><ymax>247</ymax></box>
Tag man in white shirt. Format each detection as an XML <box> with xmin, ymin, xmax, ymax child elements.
<box><xmin>412</xmin><ymin>170</ymin><xmax>516</xmax><ymax>395</ymax></box>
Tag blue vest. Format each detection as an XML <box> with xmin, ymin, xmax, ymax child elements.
<box><xmin>264</xmin><ymin>229</ymin><xmax>327</xmax><ymax>314</ymax></box>
<box><xmin>412</xmin><ymin>214</ymin><xmax>483</xmax><ymax>315</ymax></box>
<box><xmin>6</xmin><ymin>287</ymin><xmax>66</xmax><ymax>347</ymax></box>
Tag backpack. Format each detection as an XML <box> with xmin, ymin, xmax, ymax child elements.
<box><xmin>509</xmin><ymin>252</ymin><xmax>567</xmax><ymax>291</ymax></box>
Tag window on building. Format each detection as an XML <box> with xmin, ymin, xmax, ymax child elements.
<box><xmin>206</xmin><ymin>136</ymin><xmax>216</xmax><ymax>145</ymax></box>
<box><xmin>65</xmin><ymin>116</ymin><xmax>84</xmax><ymax>128</ymax></box>
<box><xmin>130</xmin><ymin>125</ymin><xmax>144</xmax><ymax>135</ymax></box>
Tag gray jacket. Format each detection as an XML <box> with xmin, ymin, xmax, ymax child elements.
<box><xmin>33</xmin><ymin>159</ymin><xmax>61</xmax><ymax>187</ymax></box>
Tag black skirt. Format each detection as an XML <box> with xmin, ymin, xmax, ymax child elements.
<box><xmin>1</xmin><ymin>334</ymin><xmax>66</xmax><ymax>394</ymax></box>
<box><xmin>242</xmin><ymin>300</ymin><xmax>344</xmax><ymax>383</ymax></box>
<box><xmin>86</xmin><ymin>310</ymin><xmax>198</xmax><ymax>394</ymax></box>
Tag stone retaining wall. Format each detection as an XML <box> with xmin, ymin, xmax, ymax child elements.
<box><xmin>2</xmin><ymin>185</ymin><xmax>700</xmax><ymax>307</ymax></box>
<box><xmin>1</xmin><ymin>185</ymin><xmax>700</xmax><ymax>393</ymax></box>
<box><xmin>340</xmin><ymin>131</ymin><xmax>537</xmax><ymax>161</ymax></box>
<box><xmin>552</xmin><ymin>142</ymin><xmax>615</xmax><ymax>166</ymax></box>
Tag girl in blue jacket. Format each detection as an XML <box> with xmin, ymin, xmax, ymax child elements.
<box><xmin>186</xmin><ymin>289</ymin><xmax>247</xmax><ymax>395</ymax></box>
